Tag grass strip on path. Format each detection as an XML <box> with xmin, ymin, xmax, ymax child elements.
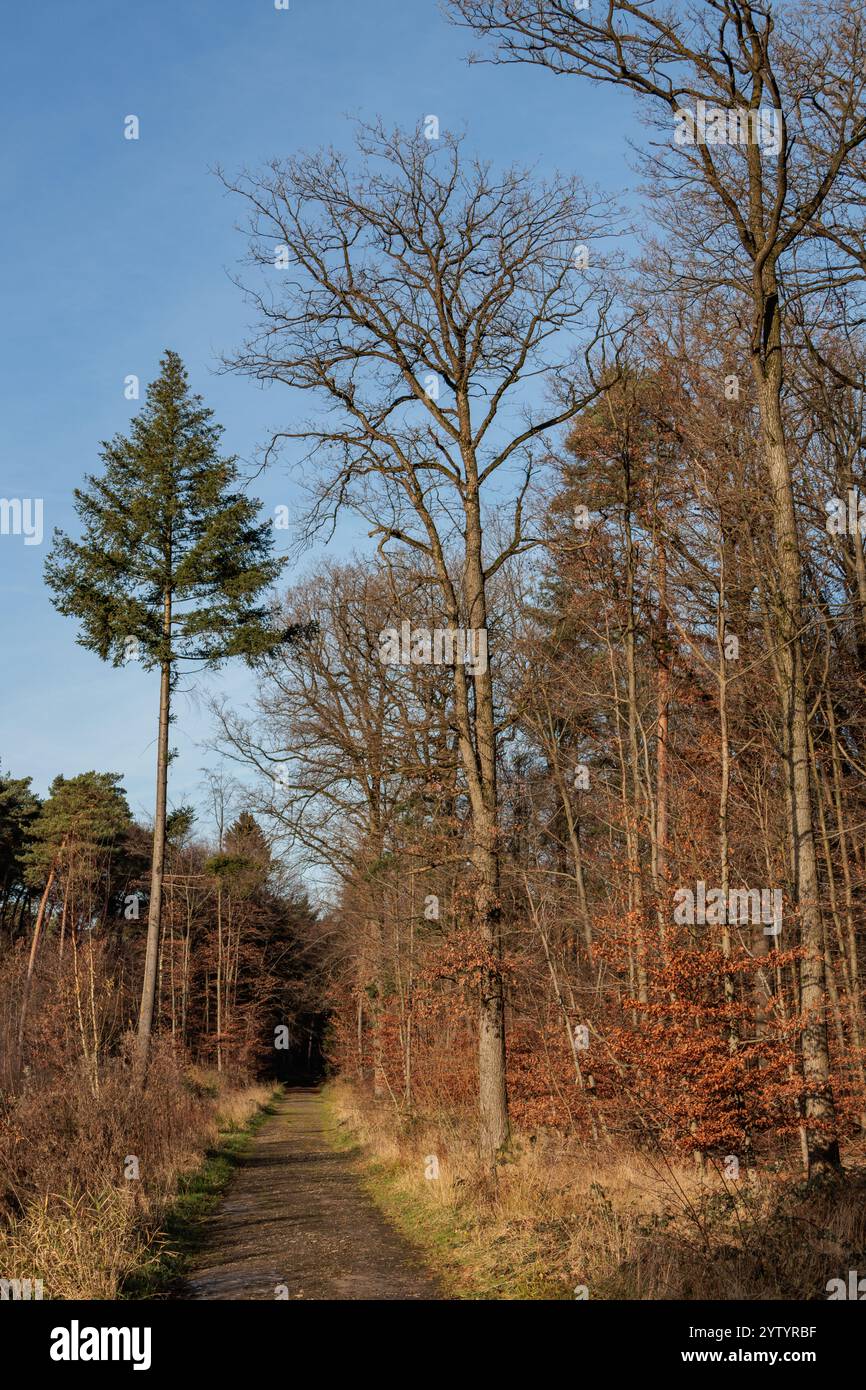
<box><xmin>123</xmin><ymin>1087</ymin><xmax>282</xmax><ymax>1300</ymax></box>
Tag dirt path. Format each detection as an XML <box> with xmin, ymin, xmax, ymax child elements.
<box><xmin>185</xmin><ymin>1088</ymin><xmax>441</xmax><ymax>1301</ymax></box>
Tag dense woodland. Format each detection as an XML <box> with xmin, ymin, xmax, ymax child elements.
<box><xmin>219</xmin><ymin>332</ymin><xmax>866</xmax><ymax>1173</ymax></box>
<box><xmin>4</xmin><ymin>0</ymin><xmax>866</xmax><ymax>1302</ymax></box>
<box><xmin>0</xmin><ymin>777</ymin><xmax>317</xmax><ymax>1087</ymax></box>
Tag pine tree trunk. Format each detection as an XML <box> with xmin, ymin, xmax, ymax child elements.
<box><xmin>17</xmin><ymin>860</ymin><xmax>57</xmax><ymax>1062</ymax></box>
<box><xmin>135</xmin><ymin>638</ymin><xmax>171</xmax><ymax>1077</ymax></box>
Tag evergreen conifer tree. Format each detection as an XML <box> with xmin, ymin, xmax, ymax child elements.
<box><xmin>45</xmin><ymin>351</ymin><xmax>283</xmax><ymax>1072</ymax></box>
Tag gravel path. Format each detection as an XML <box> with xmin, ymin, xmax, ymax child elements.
<box><xmin>186</xmin><ymin>1088</ymin><xmax>441</xmax><ymax>1301</ymax></box>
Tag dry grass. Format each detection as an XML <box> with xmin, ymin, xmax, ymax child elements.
<box><xmin>0</xmin><ymin>1045</ymin><xmax>271</xmax><ymax>1300</ymax></box>
<box><xmin>327</xmin><ymin>1080</ymin><xmax>866</xmax><ymax>1300</ymax></box>
<box><xmin>212</xmin><ymin>1079</ymin><xmax>272</xmax><ymax>1133</ymax></box>
<box><xmin>0</xmin><ymin>1189</ymin><xmax>144</xmax><ymax>1300</ymax></box>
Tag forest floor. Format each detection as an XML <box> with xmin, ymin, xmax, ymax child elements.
<box><xmin>183</xmin><ymin>1087</ymin><xmax>441</xmax><ymax>1301</ymax></box>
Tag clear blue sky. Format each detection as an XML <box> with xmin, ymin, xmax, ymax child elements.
<box><xmin>0</xmin><ymin>0</ymin><xmax>638</xmax><ymax>834</ymax></box>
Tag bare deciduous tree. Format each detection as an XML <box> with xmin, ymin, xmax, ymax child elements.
<box><xmin>223</xmin><ymin>123</ymin><xmax>618</xmax><ymax>1159</ymax></box>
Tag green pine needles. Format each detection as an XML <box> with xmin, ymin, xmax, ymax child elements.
<box><xmin>45</xmin><ymin>349</ymin><xmax>283</xmax><ymax>670</ymax></box>
<box><xmin>44</xmin><ymin>349</ymin><xmax>285</xmax><ymax>1072</ymax></box>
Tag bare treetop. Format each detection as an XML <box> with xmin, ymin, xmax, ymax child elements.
<box><xmin>222</xmin><ymin>122</ymin><xmax>617</xmax><ymax>568</ymax></box>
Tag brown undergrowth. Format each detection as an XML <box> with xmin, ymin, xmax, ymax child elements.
<box><xmin>0</xmin><ymin>1039</ymin><xmax>270</xmax><ymax>1299</ymax></box>
<box><xmin>328</xmin><ymin>1080</ymin><xmax>866</xmax><ymax>1301</ymax></box>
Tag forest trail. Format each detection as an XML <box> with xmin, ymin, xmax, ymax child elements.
<box><xmin>185</xmin><ymin>1088</ymin><xmax>441</xmax><ymax>1301</ymax></box>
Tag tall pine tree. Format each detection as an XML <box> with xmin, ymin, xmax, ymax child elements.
<box><xmin>45</xmin><ymin>351</ymin><xmax>283</xmax><ymax>1072</ymax></box>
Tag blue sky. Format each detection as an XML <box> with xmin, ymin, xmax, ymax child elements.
<box><xmin>0</xmin><ymin>0</ymin><xmax>638</xmax><ymax>836</ymax></box>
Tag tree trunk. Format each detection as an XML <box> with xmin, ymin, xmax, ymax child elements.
<box><xmin>135</xmin><ymin>620</ymin><xmax>172</xmax><ymax>1076</ymax></box>
<box><xmin>623</xmin><ymin>493</ymin><xmax>648</xmax><ymax>1004</ymax></box>
<box><xmin>655</xmin><ymin>539</ymin><xmax>670</xmax><ymax>953</ymax></box>
<box><xmin>17</xmin><ymin>861</ymin><xmax>57</xmax><ymax>1061</ymax></box>
<box><xmin>751</xmin><ymin>287</ymin><xmax>839</xmax><ymax>1173</ymax></box>
<box><xmin>216</xmin><ymin>884</ymin><xmax>223</xmax><ymax>1074</ymax></box>
<box><xmin>460</xmin><ymin>480</ymin><xmax>509</xmax><ymax>1164</ymax></box>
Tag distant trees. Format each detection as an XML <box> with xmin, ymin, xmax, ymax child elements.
<box><xmin>17</xmin><ymin>772</ymin><xmax>131</xmax><ymax>1061</ymax></box>
<box><xmin>213</xmin><ymin>559</ymin><xmax>461</xmax><ymax>1102</ymax></box>
<box><xmin>44</xmin><ymin>351</ymin><xmax>283</xmax><ymax>1074</ymax></box>
<box><xmin>0</xmin><ymin>771</ymin><xmax>39</xmax><ymax>938</ymax></box>
<box><xmin>0</xmin><ymin>754</ymin><xmax>316</xmax><ymax>1089</ymax></box>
